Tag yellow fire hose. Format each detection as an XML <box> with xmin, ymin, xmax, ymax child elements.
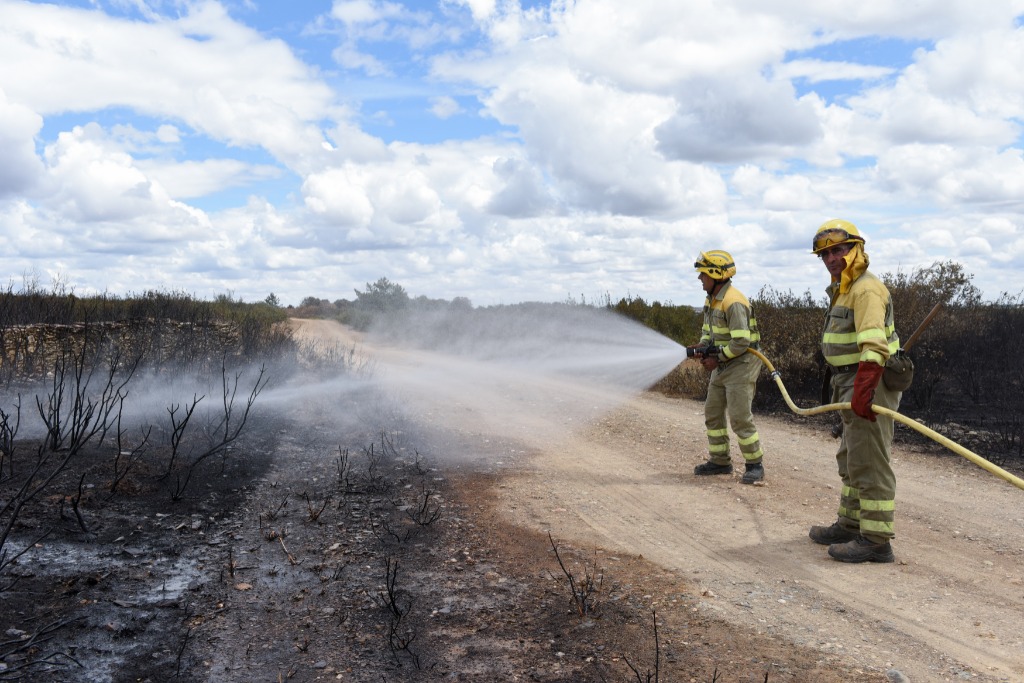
<box><xmin>746</xmin><ymin>348</ymin><xmax>1024</xmax><ymax>492</ymax></box>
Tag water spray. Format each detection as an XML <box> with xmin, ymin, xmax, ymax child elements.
<box><xmin>747</xmin><ymin>348</ymin><xmax>1024</xmax><ymax>492</ymax></box>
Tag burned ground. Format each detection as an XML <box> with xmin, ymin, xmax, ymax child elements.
<box><xmin>4</xmin><ymin>316</ymin><xmax>1021</xmax><ymax>683</ymax></box>
<box><xmin>0</xmin><ymin>383</ymin><xmax>891</xmax><ymax>683</ymax></box>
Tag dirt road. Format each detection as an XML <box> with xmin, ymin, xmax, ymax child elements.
<box><xmin>294</xmin><ymin>318</ymin><xmax>1024</xmax><ymax>682</ymax></box>
<box><xmin>498</xmin><ymin>394</ymin><xmax>1024</xmax><ymax>682</ymax></box>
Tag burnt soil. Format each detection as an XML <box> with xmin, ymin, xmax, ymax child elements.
<box><xmin>1</xmin><ymin>396</ymin><xmax>887</xmax><ymax>683</ymax></box>
<box><xmin>4</xmin><ymin>318</ymin><xmax>1022</xmax><ymax>682</ymax></box>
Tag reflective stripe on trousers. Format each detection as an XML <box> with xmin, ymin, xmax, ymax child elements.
<box><xmin>831</xmin><ymin>372</ymin><xmax>901</xmax><ymax>541</ymax></box>
<box><xmin>704</xmin><ymin>354</ymin><xmax>763</xmax><ymax>466</ymax></box>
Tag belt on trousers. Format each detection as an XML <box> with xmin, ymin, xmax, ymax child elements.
<box><xmin>831</xmin><ymin>363</ymin><xmax>858</xmax><ymax>374</ymax></box>
<box><xmin>720</xmin><ymin>348</ymin><xmax>758</xmax><ymax>367</ymax></box>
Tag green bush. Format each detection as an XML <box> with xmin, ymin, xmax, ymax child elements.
<box><xmin>608</xmin><ymin>295</ymin><xmax>702</xmax><ymax>346</ymax></box>
<box><xmin>0</xmin><ymin>285</ymin><xmax>295</xmax><ymax>382</ymax></box>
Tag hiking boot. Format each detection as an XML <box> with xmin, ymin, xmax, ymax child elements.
<box><xmin>694</xmin><ymin>461</ymin><xmax>732</xmax><ymax>476</ymax></box>
<box><xmin>741</xmin><ymin>463</ymin><xmax>764</xmax><ymax>485</ymax></box>
<box><xmin>808</xmin><ymin>521</ymin><xmax>859</xmax><ymax>546</ymax></box>
<box><xmin>827</xmin><ymin>536</ymin><xmax>895</xmax><ymax>564</ymax></box>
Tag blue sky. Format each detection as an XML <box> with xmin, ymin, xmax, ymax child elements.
<box><xmin>2</xmin><ymin>0</ymin><xmax>1023</xmax><ymax>307</ymax></box>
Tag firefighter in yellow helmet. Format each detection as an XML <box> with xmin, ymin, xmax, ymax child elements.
<box><xmin>687</xmin><ymin>250</ymin><xmax>766</xmax><ymax>485</ymax></box>
<box><xmin>810</xmin><ymin>219</ymin><xmax>901</xmax><ymax>563</ymax></box>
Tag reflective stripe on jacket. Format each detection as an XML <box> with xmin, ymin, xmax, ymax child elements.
<box><xmin>822</xmin><ymin>270</ymin><xmax>899</xmax><ymax>367</ymax></box>
<box><xmin>699</xmin><ymin>282</ymin><xmax>760</xmax><ymax>360</ymax></box>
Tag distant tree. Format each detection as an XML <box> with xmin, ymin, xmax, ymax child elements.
<box><xmin>354</xmin><ymin>278</ymin><xmax>409</xmax><ymax>314</ymax></box>
<box><xmin>264</xmin><ymin>293</ymin><xmax>281</xmax><ymax>307</ymax></box>
<box><xmin>450</xmin><ymin>296</ymin><xmax>473</xmax><ymax>311</ymax></box>
<box><xmin>299</xmin><ymin>296</ymin><xmax>322</xmax><ymax>308</ymax></box>
<box><xmin>882</xmin><ymin>260</ymin><xmax>981</xmax><ymax>308</ymax></box>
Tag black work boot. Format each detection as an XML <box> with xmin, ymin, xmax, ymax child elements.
<box><xmin>827</xmin><ymin>536</ymin><xmax>895</xmax><ymax>563</ymax></box>
<box><xmin>694</xmin><ymin>461</ymin><xmax>732</xmax><ymax>476</ymax></box>
<box><xmin>808</xmin><ymin>521</ymin><xmax>859</xmax><ymax>546</ymax></box>
<box><xmin>741</xmin><ymin>463</ymin><xmax>764</xmax><ymax>485</ymax></box>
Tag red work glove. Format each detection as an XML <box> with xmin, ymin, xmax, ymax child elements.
<box><xmin>851</xmin><ymin>361</ymin><xmax>884</xmax><ymax>421</ymax></box>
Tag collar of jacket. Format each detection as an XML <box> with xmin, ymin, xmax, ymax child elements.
<box><xmin>707</xmin><ymin>280</ymin><xmax>731</xmax><ymax>303</ymax></box>
<box><xmin>837</xmin><ymin>243</ymin><xmax>869</xmax><ymax>294</ymax></box>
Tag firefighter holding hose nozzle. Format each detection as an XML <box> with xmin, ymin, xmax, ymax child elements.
<box><xmin>687</xmin><ymin>251</ymin><xmax>766</xmax><ymax>485</ymax></box>
<box><xmin>810</xmin><ymin>219</ymin><xmax>902</xmax><ymax>563</ymax></box>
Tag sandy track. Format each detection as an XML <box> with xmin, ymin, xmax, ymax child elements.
<box><xmin>497</xmin><ymin>393</ymin><xmax>1023</xmax><ymax>682</ymax></box>
<box><xmin>292</xmin><ymin>318</ymin><xmax>1024</xmax><ymax>682</ymax></box>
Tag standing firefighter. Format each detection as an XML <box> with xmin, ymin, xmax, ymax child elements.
<box><xmin>687</xmin><ymin>250</ymin><xmax>766</xmax><ymax>485</ymax></box>
<box><xmin>810</xmin><ymin>219</ymin><xmax>901</xmax><ymax>563</ymax></box>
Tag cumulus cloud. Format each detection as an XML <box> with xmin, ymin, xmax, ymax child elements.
<box><xmin>327</xmin><ymin>0</ymin><xmax>453</xmax><ymax>76</ymax></box>
<box><xmin>43</xmin><ymin>124</ymin><xmax>170</xmax><ymax>223</ymax></box>
<box><xmin>475</xmin><ymin>65</ymin><xmax>726</xmax><ymax>217</ymax></box>
<box><xmin>302</xmin><ymin>166</ymin><xmax>376</xmax><ymax>231</ymax></box>
<box><xmin>1</xmin><ymin>0</ymin><xmax>1024</xmax><ymax>306</ymax></box>
<box><xmin>136</xmin><ymin>158</ymin><xmax>283</xmax><ymax>200</ymax></box>
<box><xmin>655</xmin><ymin>77</ymin><xmax>823</xmax><ymax>163</ymax></box>
<box><xmin>450</xmin><ymin>0</ymin><xmax>497</xmax><ymax>23</ymax></box>
<box><xmin>0</xmin><ymin>1</ymin><xmax>340</xmax><ymax>172</ymax></box>
<box><xmin>486</xmin><ymin>157</ymin><xmax>553</xmax><ymax>218</ymax></box>
<box><xmin>332</xmin><ymin>0</ymin><xmax>400</xmax><ymax>25</ymax></box>
<box><xmin>876</xmin><ymin>144</ymin><xmax>1024</xmax><ymax>205</ymax></box>
<box><xmin>0</xmin><ymin>89</ymin><xmax>45</xmax><ymax>197</ymax></box>
<box><xmin>774</xmin><ymin>59</ymin><xmax>895</xmax><ymax>84</ymax></box>
<box><xmin>847</xmin><ymin>28</ymin><xmax>1024</xmax><ymax>148</ymax></box>
<box><xmin>377</xmin><ymin>170</ymin><xmax>444</xmax><ymax>225</ymax></box>
<box><xmin>429</xmin><ymin>95</ymin><xmax>462</xmax><ymax>119</ymax></box>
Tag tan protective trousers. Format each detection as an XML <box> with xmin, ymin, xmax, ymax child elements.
<box><xmin>704</xmin><ymin>353</ymin><xmax>764</xmax><ymax>466</ymax></box>
<box><xmin>831</xmin><ymin>370</ymin><xmax>902</xmax><ymax>542</ymax></box>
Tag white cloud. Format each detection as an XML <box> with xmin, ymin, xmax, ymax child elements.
<box><xmin>302</xmin><ymin>166</ymin><xmax>376</xmax><ymax>230</ymax></box>
<box><xmin>377</xmin><ymin>169</ymin><xmax>444</xmax><ymax>226</ymax></box>
<box><xmin>450</xmin><ymin>0</ymin><xmax>496</xmax><ymax>23</ymax></box>
<box><xmin>655</xmin><ymin>77</ymin><xmax>822</xmax><ymax>163</ymax></box>
<box><xmin>0</xmin><ymin>91</ymin><xmax>44</xmax><ymax>198</ymax></box>
<box><xmin>0</xmin><ymin>1</ymin><xmax>341</xmax><ymax>172</ymax></box>
<box><xmin>539</xmin><ymin>1</ymin><xmax>800</xmax><ymax>90</ymax></box>
<box><xmin>327</xmin><ymin>0</ymin><xmax>453</xmax><ymax>76</ymax></box>
<box><xmin>738</xmin><ymin>0</ymin><xmax>1024</xmax><ymax>40</ymax></box>
<box><xmin>959</xmin><ymin>236</ymin><xmax>993</xmax><ymax>256</ymax></box>
<box><xmin>333</xmin><ymin>45</ymin><xmax>391</xmax><ymax>76</ymax></box>
<box><xmin>429</xmin><ymin>95</ymin><xmax>462</xmax><ymax>119</ymax></box>
<box><xmin>136</xmin><ymin>158</ymin><xmax>283</xmax><ymax>200</ymax></box>
<box><xmin>845</xmin><ymin>28</ymin><xmax>1024</xmax><ymax>148</ymax></box>
<box><xmin>486</xmin><ymin>157</ymin><xmax>553</xmax><ymax>218</ymax></box>
<box><xmin>332</xmin><ymin>0</ymin><xmax>399</xmax><ymax>25</ymax></box>
<box><xmin>155</xmin><ymin>124</ymin><xmax>181</xmax><ymax>144</ymax></box>
<box><xmin>876</xmin><ymin>144</ymin><xmax>1024</xmax><ymax>205</ymax></box>
<box><xmin>2</xmin><ymin>0</ymin><xmax>1024</xmax><ymax>307</ymax></box>
<box><xmin>476</xmin><ymin>65</ymin><xmax>726</xmax><ymax>217</ymax></box>
<box><xmin>43</xmin><ymin>123</ymin><xmax>169</xmax><ymax>223</ymax></box>
<box><xmin>774</xmin><ymin>59</ymin><xmax>895</xmax><ymax>84</ymax></box>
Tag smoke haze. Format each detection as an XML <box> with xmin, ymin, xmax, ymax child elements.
<box><xmin>345</xmin><ymin>305</ymin><xmax>687</xmax><ymax>463</ymax></box>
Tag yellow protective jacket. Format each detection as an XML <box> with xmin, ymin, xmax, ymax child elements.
<box><xmin>699</xmin><ymin>281</ymin><xmax>760</xmax><ymax>360</ymax></box>
<box><xmin>822</xmin><ymin>250</ymin><xmax>899</xmax><ymax>368</ymax></box>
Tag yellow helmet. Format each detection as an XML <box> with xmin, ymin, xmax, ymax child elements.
<box><xmin>812</xmin><ymin>219</ymin><xmax>865</xmax><ymax>255</ymax></box>
<box><xmin>694</xmin><ymin>250</ymin><xmax>736</xmax><ymax>280</ymax></box>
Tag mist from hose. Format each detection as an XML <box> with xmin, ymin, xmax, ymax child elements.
<box><xmin>291</xmin><ymin>306</ymin><xmax>688</xmax><ymax>463</ymax></box>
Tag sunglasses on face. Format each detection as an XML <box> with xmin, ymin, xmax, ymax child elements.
<box><xmin>818</xmin><ymin>243</ymin><xmax>853</xmax><ymax>260</ymax></box>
